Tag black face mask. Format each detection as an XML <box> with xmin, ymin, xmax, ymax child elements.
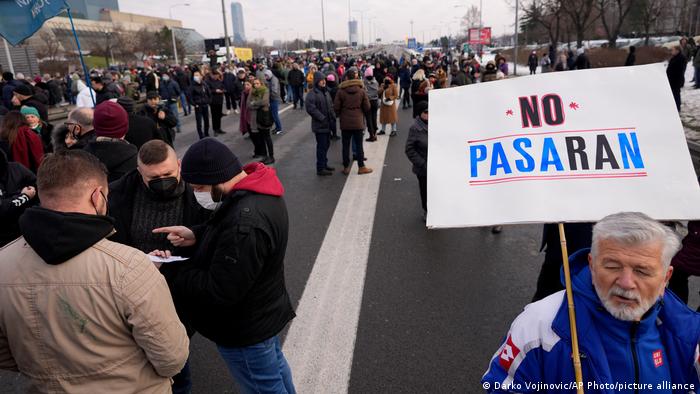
<box><xmin>147</xmin><ymin>177</ymin><xmax>182</xmax><ymax>199</ymax></box>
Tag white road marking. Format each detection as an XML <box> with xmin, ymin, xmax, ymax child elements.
<box><xmin>283</xmin><ymin>134</ymin><xmax>390</xmax><ymax>393</ymax></box>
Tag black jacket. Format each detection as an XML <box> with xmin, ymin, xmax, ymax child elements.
<box><xmin>667</xmin><ymin>53</ymin><xmax>687</xmax><ymax>89</ymax></box>
<box><xmin>188</xmin><ymin>82</ymin><xmax>211</xmax><ymax>106</ymax></box>
<box><xmin>0</xmin><ymin>150</ymin><xmax>36</xmax><ymax>247</ymax></box>
<box><xmin>95</xmin><ymin>82</ymin><xmax>121</xmax><ymax>105</ymax></box>
<box><xmin>124</xmin><ymin>114</ymin><xmax>165</xmax><ymax>150</ymax></box>
<box><xmin>161</xmin><ymin>163</ymin><xmax>294</xmax><ymax>347</ymax></box>
<box><xmin>287</xmin><ymin>69</ymin><xmax>305</xmax><ymax>87</ymax></box>
<box><xmin>405</xmin><ymin>117</ymin><xmax>428</xmax><ymax>177</ymax></box>
<box><xmin>84</xmin><ymin>139</ymin><xmax>138</xmax><ymax>183</ymax></box>
<box><xmin>139</xmin><ymin>105</ymin><xmax>176</xmax><ymax>146</ymax></box>
<box><xmin>107</xmin><ymin>169</ymin><xmax>210</xmax><ymax>249</ymax></box>
<box><xmin>16</xmin><ymin>97</ymin><xmax>49</xmax><ymax>123</ymax></box>
<box><xmin>205</xmin><ymin>78</ymin><xmax>225</xmax><ymax>105</ymax></box>
<box><xmin>305</xmin><ymin>73</ymin><xmax>336</xmax><ymax>134</ymax></box>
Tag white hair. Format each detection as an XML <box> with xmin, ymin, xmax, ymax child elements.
<box><xmin>15</xmin><ymin>72</ymin><xmax>25</xmax><ymax>80</ymax></box>
<box><xmin>591</xmin><ymin>212</ymin><xmax>681</xmax><ymax>270</ymax></box>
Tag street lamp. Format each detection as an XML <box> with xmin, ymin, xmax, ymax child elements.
<box><xmin>169</xmin><ymin>3</ymin><xmax>190</xmax><ymax>66</ymax></box>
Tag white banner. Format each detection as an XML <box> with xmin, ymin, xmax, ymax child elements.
<box><xmin>427</xmin><ymin>64</ymin><xmax>700</xmax><ymax>228</ymax></box>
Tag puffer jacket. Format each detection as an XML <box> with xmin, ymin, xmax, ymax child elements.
<box><xmin>333</xmin><ymin>79</ymin><xmax>370</xmax><ymax>131</ymax></box>
<box><xmin>305</xmin><ymin>72</ymin><xmax>336</xmax><ymax>134</ymax></box>
<box><xmin>405</xmin><ymin>117</ymin><xmax>428</xmax><ymax>177</ymax></box>
<box><xmin>0</xmin><ymin>207</ymin><xmax>189</xmax><ymax>393</ymax></box>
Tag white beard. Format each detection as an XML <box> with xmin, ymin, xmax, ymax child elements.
<box><xmin>594</xmin><ymin>283</ymin><xmax>660</xmax><ymax>321</ymax></box>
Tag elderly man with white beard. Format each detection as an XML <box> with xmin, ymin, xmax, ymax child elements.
<box><xmin>482</xmin><ymin>212</ymin><xmax>700</xmax><ymax>393</ymax></box>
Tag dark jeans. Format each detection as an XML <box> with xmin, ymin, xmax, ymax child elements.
<box><xmin>342</xmin><ymin>129</ymin><xmax>365</xmax><ymax>168</ymax></box>
<box><xmin>194</xmin><ymin>104</ymin><xmax>210</xmax><ymax>139</ymax></box>
<box><xmin>172</xmin><ymin>359</ymin><xmax>191</xmax><ymax>394</ymax></box>
<box><xmin>417</xmin><ymin>174</ymin><xmax>427</xmax><ymax>212</ymax></box>
<box><xmin>252</xmin><ymin>128</ymin><xmax>274</xmax><ymax>157</ymax></box>
<box><xmin>211</xmin><ymin>97</ymin><xmax>224</xmax><ymax>132</ymax></box>
<box><xmin>315</xmin><ymin>132</ymin><xmax>330</xmax><ymax>171</ymax></box>
<box><xmin>180</xmin><ymin>91</ymin><xmax>190</xmax><ymax>115</ymax></box>
<box><xmin>365</xmin><ymin>99</ymin><xmax>379</xmax><ymax>137</ymax></box>
<box><xmin>225</xmin><ymin>92</ymin><xmax>237</xmax><ymax>110</ymax></box>
<box><xmin>695</xmin><ymin>66</ymin><xmax>700</xmax><ymax>88</ymax></box>
<box><xmin>529</xmin><ymin>66</ymin><xmax>537</xmax><ymax>75</ymax></box>
<box><xmin>400</xmin><ymin>86</ymin><xmax>411</xmax><ymax>108</ymax></box>
<box><xmin>671</xmin><ymin>86</ymin><xmax>681</xmax><ymax>112</ymax></box>
<box><xmin>280</xmin><ymin>83</ymin><xmax>287</xmax><ymax>102</ymax></box>
<box><xmin>292</xmin><ymin>85</ymin><xmax>304</xmax><ymax>107</ymax></box>
<box><xmin>270</xmin><ymin>100</ymin><xmax>282</xmax><ymax>131</ymax></box>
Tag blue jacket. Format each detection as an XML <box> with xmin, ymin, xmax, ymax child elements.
<box><xmin>2</xmin><ymin>80</ymin><xmax>20</xmax><ymax>109</ymax></box>
<box><xmin>398</xmin><ymin>67</ymin><xmax>412</xmax><ymax>88</ymax></box>
<box><xmin>158</xmin><ymin>79</ymin><xmax>181</xmax><ymax>103</ymax></box>
<box><xmin>482</xmin><ymin>248</ymin><xmax>700</xmax><ymax>393</ymax></box>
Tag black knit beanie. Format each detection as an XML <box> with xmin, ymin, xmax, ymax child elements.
<box><xmin>181</xmin><ymin>137</ymin><xmax>242</xmax><ymax>185</ymax></box>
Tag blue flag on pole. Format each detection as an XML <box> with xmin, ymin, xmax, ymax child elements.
<box><xmin>0</xmin><ymin>0</ymin><xmax>68</xmax><ymax>46</ymax></box>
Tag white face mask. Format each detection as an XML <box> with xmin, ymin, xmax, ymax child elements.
<box><xmin>193</xmin><ymin>76</ymin><xmax>201</xmax><ymax>83</ymax></box>
<box><xmin>194</xmin><ymin>191</ymin><xmax>220</xmax><ymax>210</ymax></box>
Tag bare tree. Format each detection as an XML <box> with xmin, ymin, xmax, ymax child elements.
<box><xmin>633</xmin><ymin>0</ymin><xmax>664</xmax><ymax>45</ymax></box>
<box><xmin>524</xmin><ymin>0</ymin><xmax>565</xmax><ymax>45</ymax></box>
<box><xmin>460</xmin><ymin>5</ymin><xmax>481</xmax><ymax>30</ymax></box>
<box><xmin>596</xmin><ymin>0</ymin><xmax>633</xmax><ymax>47</ymax></box>
<box><xmin>561</xmin><ymin>0</ymin><xmax>599</xmax><ymax>48</ymax></box>
<box><xmin>36</xmin><ymin>31</ymin><xmax>62</xmax><ymax>61</ymax></box>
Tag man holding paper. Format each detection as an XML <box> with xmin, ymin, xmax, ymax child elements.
<box><xmin>482</xmin><ymin>212</ymin><xmax>700</xmax><ymax>392</ymax></box>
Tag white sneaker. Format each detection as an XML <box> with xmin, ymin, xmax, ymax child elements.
<box><xmin>234</xmin><ymin>109</ymin><xmax>240</xmax><ymax>114</ymax></box>
<box><xmin>226</xmin><ymin>110</ymin><xmax>231</xmax><ymax>115</ymax></box>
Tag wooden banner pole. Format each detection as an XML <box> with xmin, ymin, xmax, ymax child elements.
<box><xmin>558</xmin><ymin>223</ymin><xmax>584</xmax><ymax>394</ymax></box>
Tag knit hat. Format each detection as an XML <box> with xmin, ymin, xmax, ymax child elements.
<box><xmin>116</xmin><ymin>96</ymin><xmax>135</xmax><ymax>113</ymax></box>
<box><xmin>264</xmin><ymin>69</ymin><xmax>273</xmax><ymax>79</ymax></box>
<box><xmin>20</xmin><ymin>105</ymin><xmax>40</xmax><ymax>118</ymax></box>
<box><xmin>364</xmin><ymin>67</ymin><xmax>373</xmax><ymax>77</ymax></box>
<box><xmin>415</xmin><ymin>101</ymin><xmax>429</xmax><ymax>116</ymax></box>
<box><xmin>146</xmin><ymin>90</ymin><xmax>160</xmax><ymax>100</ymax></box>
<box><xmin>13</xmin><ymin>83</ymin><xmax>32</xmax><ymax>97</ymax></box>
<box><xmin>93</xmin><ymin>101</ymin><xmax>129</xmax><ymax>139</ymax></box>
<box><xmin>181</xmin><ymin>137</ymin><xmax>243</xmax><ymax>185</ymax></box>
<box><xmin>326</xmin><ymin>74</ymin><xmax>336</xmax><ymax>82</ymax></box>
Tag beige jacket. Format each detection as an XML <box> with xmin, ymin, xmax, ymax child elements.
<box><xmin>0</xmin><ymin>237</ymin><xmax>189</xmax><ymax>393</ymax></box>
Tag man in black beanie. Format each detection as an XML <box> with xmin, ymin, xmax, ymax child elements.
<box><xmin>152</xmin><ymin>137</ymin><xmax>296</xmax><ymax>394</ymax></box>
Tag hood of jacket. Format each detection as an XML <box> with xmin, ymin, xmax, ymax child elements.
<box><xmin>18</xmin><ymin>206</ymin><xmax>115</xmax><ymax>265</ymax></box>
<box><xmin>313</xmin><ymin>72</ymin><xmax>326</xmax><ymax>88</ymax></box>
<box><xmin>339</xmin><ymin>79</ymin><xmax>364</xmax><ymax>93</ymax></box>
<box><xmin>232</xmin><ymin>162</ymin><xmax>284</xmax><ymax>197</ymax></box>
<box><xmin>85</xmin><ymin>139</ymin><xmax>137</xmax><ymax>171</ymax></box>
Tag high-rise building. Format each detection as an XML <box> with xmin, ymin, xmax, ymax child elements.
<box><xmin>348</xmin><ymin>20</ymin><xmax>358</xmax><ymax>47</ymax></box>
<box><xmin>65</xmin><ymin>0</ymin><xmax>119</xmax><ymax>20</ymax></box>
<box><xmin>231</xmin><ymin>2</ymin><xmax>246</xmax><ymax>44</ymax></box>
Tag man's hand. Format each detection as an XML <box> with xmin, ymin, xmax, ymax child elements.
<box><xmin>152</xmin><ymin>226</ymin><xmax>196</xmax><ymax>247</ymax></box>
<box><xmin>158</xmin><ymin>110</ymin><xmax>166</xmax><ymax>120</ymax></box>
<box><xmin>148</xmin><ymin>249</ymin><xmax>172</xmax><ymax>269</ymax></box>
<box><xmin>21</xmin><ymin>186</ymin><xmax>36</xmax><ymax>199</ymax></box>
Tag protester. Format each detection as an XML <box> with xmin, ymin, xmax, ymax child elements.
<box><xmin>0</xmin><ymin>149</ymin><xmax>189</xmax><ymax>392</ymax></box>
<box><xmin>694</xmin><ymin>40</ymin><xmax>700</xmax><ymax>89</ymax></box>
<box><xmin>2</xmin><ymin>72</ymin><xmax>21</xmax><ymax>109</ymax></box>
<box><xmin>175</xmin><ymin>67</ymin><xmax>192</xmax><ymax>116</ymax></box>
<box><xmin>625</xmin><ymin>45</ymin><xmax>636</xmax><ymax>66</ymax></box>
<box><xmin>117</xmin><ymin>96</ymin><xmax>164</xmax><ymax>150</ymax></box>
<box><xmin>248</xmin><ymin>78</ymin><xmax>275</xmax><ymax>164</ymax></box>
<box><xmin>378</xmin><ymin>77</ymin><xmax>399</xmax><ymax>136</ymax></box>
<box><xmin>158</xmin><ymin>72</ymin><xmax>183</xmax><ymax>134</ymax></box>
<box><xmin>0</xmin><ymin>149</ymin><xmax>36</xmax><ymax>247</ymax></box>
<box><xmin>334</xmin><ymin>70</ymin><xmax>372</xmax><ymax>175</ymax></box>
<box><xmin>239</xmin><ymin>80</ymin><xmax>258</xmax><ymax>156</ymax></box>
<box><xmin>288</xmin><ymin>63</ymin><xmax>305</xmax><ymax>109</ymax></box>
<box><xmin>223</xmin><ymin>68</ymin><xmax>238</xmax><ymax>114</ymax></box>
<box><xmin>64</xmin><ymin>107</ymin><xmax>96</xmax><ymax>150</ymax></box>
<box><xmin>264</xmin><ymin>69</ymin><xmax>283</xmax><ymax>134</ymax></box>
<box><xmin>481</xmin><ymin>61</ymin><xmax>499</xmax><ymax>83</ymax></box>
<box><xmin>20</xmin><ymin>105</ymin><xmax>52</xmax><ymax>153</ymax></box>
<box><xmin>141</xmin><ymin>91</ymin><xmax>176</xmax><ymax>146</ymax></box>
<box><xmin>574</xmin><ymin>47</ymin><xmax>591</xmax><ymax>70</ymax></box>
<box><xmin>151</xmin><ymin>138</ymin><xmax>296</xmax><ymax>394</ymax></box>
<box><xmin>84</xmin><ymin>101</ymin><xmax>138</xmax><ymax>183</ymax></box>
<box><xmin>188</xmin><ymin>70</ymin><xmax>212</xmax><ymax>139</ymax></box>
<box><xmin>449</xmin><ymin>64</ymin><xmax>468</xmax><ymax>87</ymax></box>
<box><xmin>398</xmin><ymin>62</ymin><xmax>413</xmax><ymax>108</ymax></box>
<box><xmin>482</xmin><ymin>212</ymin><xmax>700</xmax><ymax>389</ymax></box>
<box><xmin>540</xmin><ymin>51</ymin><xmax>552</xmax><ymax>73</ymax></box>
<box><xmin>75</xmin><ymin>79</ymin><xmax>96</xmax><ymax>108</ymax></box>
<box><xmin>668</xmin><ymin>220</ymin><xmax>700</xmax><ymax>307</ymax></box>
<box><xmin>11</xmin><ymin>84</ymin><xmax>48</xmax><ymax>123</ymax></box>
<box><xmin>306</xmin><ymin>72</ymin><xmax>337</xmax><ymax>176</ymax></box>
<box><xmin>405</xmin><ymin>101</ymin><xmax>429</xmax><ymax>219</ymax></box>
<box><xmin>497</xmin><ymin>57</ymin><xmax>509</xmax><ymax>76</ymax></box>
<box><xmin>363</xmin><ymin>67</ymin><xmax>379</xmax><ymax>142</ymax></box>
<box><xmin>411</xmin><ymin>69</ymin><xmax>427</xmax><ymax>118</ymax></box>
<box><xmin>90</xmin><ymin>76</ymin><xmax>120</xmax><ymax>104</ymax></box>
<box><xmin>528</xmin><ymin>51</ymin><xmax>538</xmax><ymax>75</ymax></box>
<box><xmin>206</xmin><ymin>71</ymin><xmax>226</xmax><ymax>135</ymax></box>
<box><xmin>0</xmin><ymin>111</ymin><xmax>44</xmax><ymax>173</ymax></box>
<box><xmin>667</xmin><ymin>46</ymin><xmax>687</xmax><ymax>112</ymax></box>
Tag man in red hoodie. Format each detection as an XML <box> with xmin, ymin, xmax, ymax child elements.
<box><xmin>152</xmin><ymin>137</ymin><xmax>296</xmax><ymax>394</ymax></box>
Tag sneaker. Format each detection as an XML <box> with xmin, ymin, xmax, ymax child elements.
<box><xmin>262</xmin><ymin>156</ymin><xmax>275</xmax><ymax>165</ymax></box>
<box><xmin>331</xmin><ymin>135</ymin><xmax>341</xmax><ymax>140</ymax></box>
<box><xmin>226</xmin><ymin>110</ymin><xmax>231</xmax><ymax>115</ymax></box>
<box><xmin>215</xmin><ymin>130</ymin><xmax>227</xmax><ymax>135</ymax></box>
<box><xmin>358</xmin><ymin>166</ymin><xmax>373</xmax><ymax>175</ymax></box>
<box><xmin>293</xmin><ymin>105</ymin><xmax>297</xmax><ymax>109</ymax></box>
<box><xmin>325</xmin><ymin>166</ymin><xmax>335</xmax><ymax>171</ymax></box>
<box><xmin>234</xmin><ymin>109</ymin><xmax>240</xmax><ymax>114</ymax></box>
<box><xmin>365</xmin><ymin>137</ymin><xmax>377</xmax><ymax>142</ymax></box>
<box><xmin>342</xmin><ymin>167</ymin><xmax>351</xmax><ymax>175</ymax></box>
<box><xmin>378</xmin><ymin>130</ymin><xmax>386</xmax><ymax>135</ymax></box>
<box><xmin>390</xmin><ymin>131</ymin><xmax>397</xmax><ymax>137</ymax></box>
<box><xmin>491</xmin><ymin>225</ymin><xmax>503</xmax><ymax>234</ymax></box>
<box><xmin>317</xmin><ymin>169</ymin><xmax>333</xmax><ymax>176</ymax></box>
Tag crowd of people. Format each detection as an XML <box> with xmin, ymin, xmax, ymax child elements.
<box><xmin>0</xmin><ymin>36</ymin><xmax>699</xmax><ymax>393</ymax></box>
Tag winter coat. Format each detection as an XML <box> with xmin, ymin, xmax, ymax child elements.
<box><xmin>483</xmin><ymin>248</ymin><xmax>700</xmax><ymax>392</ymax></box>
<box><xmin>15</xmin><ymin>96</ymin><xmax>48</xmax><ymax>123</ymax></box>
<box><xmin>247</xmin><ymin>86</ymin><xmax>270</xmax><ymax>132</ymax></box>
<box><xmin>625</xmin><ymin>52</ymin><xmax>636</xmax><ymax>66</ymax></box>
<box><xmin>158</xmin><ymin>79</ymin><xmax>181</xmax><ymax>103</ymax></box>
<box><xmin>175</xmin><ymin>70</ymin><xmax>191</xmax><ymax>92</ymax></box>
<box><xmin>0</xmin><ymin>149</ymin><xmax>36</xmax><ymax>247</ymax></box>
<box><xmin>188</xmin><ymin>81</ymin><xmax>212</xmax><ymax>107</ymax></box>
<box><xmin>481</xmin><ymin>69</ymin><xmax>499</xmax><ymax>83</ymax></box>
<box><xmin>240</xmin><ymin>89</ymin><xmax>252</xmax><ymax>134</ymax></box>
<box><xmin>83</xmin><ymin>138</ymin><xmax>138</xmax><ymax>183</ymax></box>
<box><xmin>206</xmin><ymin>78</ymin><xmax>225</xmax><ymax>105</ymax></box>
<box><xmin>124</xmin><ymin>113</ymin><xmax>165</xmax><ymax>150</ymax></box>
<box><xmin>694</xmin><ymin>47</ymin><xmax>700</xmax><ymax>68</ymax></box>
<box><xmin>1</xmin><ymin>80</ymin><xmax>20</xmax><ymax>109</ymax></box>
<box><xmin>0</xmin><ymin>207</ymin><xmax>189</xmax><ymax>393</ymax></box>
<box><xmin>667</xmin><ymin>53</ymin><xmax>687</xmax><ymax>89</ymax></box>
<box><xmin>398</xmin><ymin>67</ymin><xmax>412</xmax><ymax>88</ymax></box>
<box><xmin>364</xmin><ymin>77</ymin><xmax>379</xmax><ymax>100</ymax></box>
<box><xmin>75</xmin><ymin>81</ymin><xmax>96</xmax><ymax>108</ymax></box>
<box><xmin>334</xmin><ymin>79</ymin><xmax>370</xmax><ymax>131</ymax></box>
<box><xmin>160</xmin><ymin>162</ymin><xmax>295</xmax><ymax>348</ymax></box>
<box><xmin>287</xmin><ymin>69</ymin><xmax>305</xmax><ymax>87</ymax></box>
<box><xmin>449</xmin><ymin>71</ymin><xmax>468</xmax><ymax>87</ymax></box>
<box><xmin>95</xmin><ymin>82</ymin><xmax>121</xmax><ymax>105</ymax></box>
<box><xmin>671</xmin><ymin>221</ymin><xmax>700</xmax><ymax>275</ymax></box>
<box><xmin>1</xmin><ymin>125</ymin><xmax>44</xmax><ymax>173</ymax></box>
<box><xmin>266</xmin><ymin>75</ymin><xmax>281</xmax><ymax>102</ymax></box>
<box><xmin>305</xmin><ymin>72</ymin><xmax>336</xmax><ymax>134</ymax></box>
<box><xmin>528</xmin><ymin>53</ymin><xmax>538</xmax><ymax>68</ymax></box>
<box><xmin>574</xmin><ymin>53</ymin><xmax>591</xmax><ymax>70</ymax></box>
<box><xmin>405</xmin><ymin>117</ymin><xmax>428</xmax><ymax>177</ymax></box>
<box><xmin>139</xmin><ymin>105</ymin><xmax>176</xmax><ymax>146</ymax></box>
<box><xmin>378</xmin><ymin>81</ymin><xmax>399</xmax><ymax>125</ymax></box>
<box><xmin>223</xmin><ymin>72</ymin><xmax>237</xmax><ymax>93</ymax></box>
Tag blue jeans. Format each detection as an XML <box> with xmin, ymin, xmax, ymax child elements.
<box><xmin>180</xmin><ymin>92</ymin><xmax>190</xmax><ymax>115</ymax></box>
<box><xmin>270</xmin><ymin>100</ymin><xmax>282</xmax><ymax>131</ymax></box>
<box><xmin>168</xmin><ymin>102</ymin><xmax>181</xmax><ymax>132</ymax></box>
<box><xmin>286</xmin><ymin>84</ymin><xmax>293</xmax><ymax>103</ymax></box>
<box><xmin>217</xmin><ymin>336</ymin><xmax>296</xmax><ymax>394</ymax></box>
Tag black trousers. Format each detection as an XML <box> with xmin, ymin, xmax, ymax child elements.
<box><xmin>194</xmin><ymin>104</ymin><xmax>210</xmax><ymax>139</ymax></box>
<box><xmin>292</xmin><ymin>85</ymin><xmax>304</xmax><ymax>107</ymax></box>
<box><xmin>417</xmin><ymin>174</ymin><xmax>427</xmax><ymax>212</ymax></box>
<box><xmin>225</xmin><ymin>92</ymin><xmax>237</xmax><ymax>110</ymax></box>
<box><xmin>342</xmin><ymin>129</ymin><xmax>365</xmax><ymax>168</ymax></box>
<box><xmin>280</xmin><ymin>83</ymin><xmax>287</xmax><ymax>102</ymax></box>
<box><xmin>400</xmin><ymin>86</ymin><xmax>411</xmax><ymax>108</ymax></box>
<box><xmin>315</xmin><ymin>132</ymin><xmax>330</xmax><ymax>171</ymax></box>
<box><xmin>251</xmin><ymin>129</ymin><xmax>274</xmax><ymax>158</ymax></box>
<box><xmin>365</xmin><ymin>99</ymin><xmax>379</xmax><ymax>137</ymax></box>
<box><xmin>211</xmin><ymin>96</ymin><xmax>224</xmax><ymax>132</ymax></box>
<box><xmin>671</xmin><ymin>87</ymin><xmax>681</xmax><ymax>112</ymax></box>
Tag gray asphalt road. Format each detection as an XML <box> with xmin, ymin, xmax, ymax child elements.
<box><xmin>3</xmin><ymin>61</ymin><xmax>700</xmax><ymax>393</ymax></box>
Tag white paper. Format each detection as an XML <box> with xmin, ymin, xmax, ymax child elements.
<box><xmin>148</xmin><ymin>255</ymin><xmax>189</xmax><ymax>264</ymax></box>
<box><xmin>427</xmin><ymin>64</ymin><xmax>700</xmax><ymax>228</ymax></box>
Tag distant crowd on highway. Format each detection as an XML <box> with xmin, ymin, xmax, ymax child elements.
<box><xmin>1</xmin><ymin>36</ymin><xmax>700</xmax><ymax>394</ymax></box>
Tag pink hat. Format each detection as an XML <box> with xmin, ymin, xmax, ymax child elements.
<box><xmin>326</xmin><ymin>74</ymin><xmax>336</xmax><ymax>82</ymax></box>
<box><xmin>364</xmin><ymin>67</ymin><xmax>373</xmax><ymax>77</ymax></box>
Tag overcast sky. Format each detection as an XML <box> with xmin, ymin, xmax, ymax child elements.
<box><xmin>119</xmin><ymin>0</ymin><xmax>516</xmax><ymax>44</ymax></box>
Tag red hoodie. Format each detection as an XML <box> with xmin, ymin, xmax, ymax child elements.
<box><xmin>231</xmin><ymin>162</ymin><xmax>284</xmax><ymax>197</ymax></box>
